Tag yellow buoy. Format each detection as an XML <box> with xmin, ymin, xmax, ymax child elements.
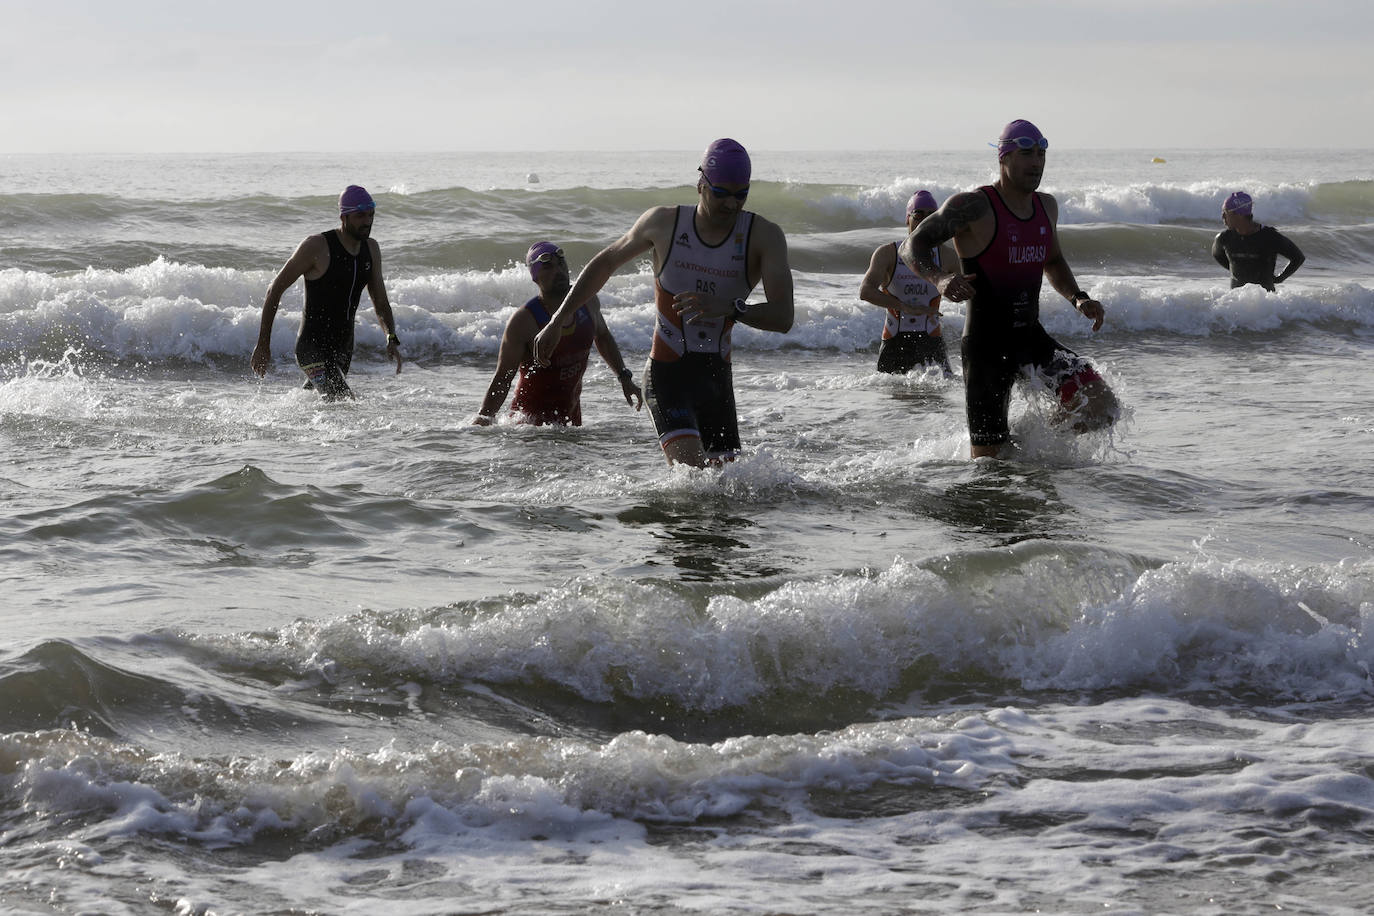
<box><xmin>1151</xmin><ymin>157</ymin><xmax>1167</xmax><ymax>164</ymax></box>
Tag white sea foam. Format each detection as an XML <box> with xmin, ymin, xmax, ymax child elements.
<box><xmin>1057</xmin><ymin>179</ymin><xmax>1317</xmax><ymax>225</ymax></box>
<box><xmin>836</xmin><ymin>176</ymin><xmax>1326</xmax><ymax>226</ymax></box>
<box><xmin>6</xmin><ymin>690</ymin><xmax>1372</xmax><ymax>913</ymax></box>
<box><xmin>185</xmin><ymin>553</ymin><xmax>1374</xmax><ymax>709</ymax></box>
<box><xmin>1</xmin><ymin>252</ymin><xmax>1369</xmax><ymax>365</ymax></box>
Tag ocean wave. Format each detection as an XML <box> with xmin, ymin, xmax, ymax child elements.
<box><xmin>7</xmin><ymin>549</ymin><xmax>1366</xmax><ymax>743</ymax></box>
<box><xmin>5</xmin><ymin>177</ymin><xmax>1367</xmax><ymax>262</ymax></box>
<box><xmin>0</xmin><ymin>714</ymin><xmax>1003</xmax><ymax>850</ymax></box>
<box><xmin>159</xmin><ymin>551</ymin><xmax>1373</xmax><ymax>713</ymax></box>
<box><xmin>1</xmin><ymin>548</ymin><xmax>1369</xmax><ymax>857</ymax></box>
<box><xmin>3</xmin><ymin>255</ymin><xmax>1372</xmax><ymax>369</ymax></box>
<box><xmin>812</xmin><ymin>176</ymin><xmax>1374</xmax><ymax>230</ymax></box>
<box><xmin>5</xmin><ymin>698</ymin><xmax>1370</xmax><ymax>913</ymax></box>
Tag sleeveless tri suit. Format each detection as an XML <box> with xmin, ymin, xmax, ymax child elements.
<box><xmin>960</xmin><ymin>186</ymin><xmax>1102</xmax><ymax>447</ymax></box>
<box><xmin>296</xmin><ymin>229</ymin><xmax>373</xmax><ymax>399</ymax></box>
<box><xmin>645</xmin><ymin>205</ymin><xmax>756</xmax><ymax>457</ymax></box>
<box><xmin>876</xmin><ymin>243</ymin><xmax>952</xmax><ymax>375</ymax></box>
<box><xmin>510</xmin><ymin>296</ymin><xmax>597</xmax><ymax>425</ymax></box>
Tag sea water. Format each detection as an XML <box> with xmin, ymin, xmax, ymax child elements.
<box><xmin>1</xmin><ymin>149</ymin><xmax>1373</xmax><ymax>914</ymax></box>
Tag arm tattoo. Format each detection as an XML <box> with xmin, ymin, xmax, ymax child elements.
<box><xmin>899</xmin><ymin>192</ymin><xmax>989</xmax><ymax>280</ymax></box>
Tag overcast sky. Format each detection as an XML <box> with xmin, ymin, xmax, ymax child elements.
<box><xmin>5</xmin><ymin>0</ymin><xmax>1371</xmax><ymax>152</ymax></box>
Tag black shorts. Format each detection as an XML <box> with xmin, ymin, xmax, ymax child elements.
<box><xmin>961</xmin><ymin>325</ymin><xmax>1099</xmax><ymax>447</ymax></box>
<box><xmin>877</xmin><ymin>332</ymin><xmax>953</xmax><ymax>376</ymax></box>
<box><xmin>645</xmin><ymin>354</ymin><xmax>740</xmax><ymax>458</ymax></box>
<box><xmin>296</xmin><ymin>338</ymin><xmax>354</xmax><ymax>401</ymax></box>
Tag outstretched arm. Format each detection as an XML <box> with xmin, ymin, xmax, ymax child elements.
<box><xmin>588</xmin><ymin>296</ymin><xmax>643</xmax><ymax>410</ymax></box>
<box><xmin>251</xmin><ymin>235</ymin><xmax>324</xmax><ymax>376</ymax></box>
<box><xmin>474</xmin><ymin>309</ymin><xmax>539</xmax><ymax>424</ymax></box>
<box><xmin>533</xmin><ymin>207</ymin><xmax>670</xmax><ymax>365</ymax></box>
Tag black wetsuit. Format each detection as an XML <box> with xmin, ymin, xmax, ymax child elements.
<box><xmin>296</xmin><ymin>229</ymin><xmax>373</xmax><ymax>399</ymax></box>
<box><xmin>1211</xmin><ymin>226</ymin><xmax>1304</xmax><ymax>291</ymax></box>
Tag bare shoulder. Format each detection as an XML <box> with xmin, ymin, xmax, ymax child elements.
<box><xmin>505</xmin><ymin>302</ymin><xmax>540</xmax><ymax>338</ymax></box>
<box><xmin>1037</xmin><ymin>192</ymin><xmax>1060</xmax><ymax>221</ymax></box>
<box><xmin>749</xmin><ymin>212</ymin><xmax>788</xmax><ymax>249</ymax></box>
<box><xmin>282</xmin><ymin>233</ymin><xmax>330</xmax><ymax>276</ymax></box>
<box><xmin>942</xmin><ymin>189</ymin><xmax>992</xmax><ymax>222</ymax></box>
<box><xmin>299</xmin><ymin>233</ymin><xmax>330</xmax><ymax>256</ymax></box>
<box><xmin>623</xmin><ymin>205</ymin><xmax>680</xmax><ymax>251</ymax></box>
<box><xmin>638</xmin><ymin>204</ymin><xmax>681</xmax><ymax>234</ymax></box>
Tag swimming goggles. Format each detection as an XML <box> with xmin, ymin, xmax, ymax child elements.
<box><xmin>990</xmin><ymin>136</ymin><xmax>1049</xmax><ymax>151</ymax></box>
<box><xmin>706</xmin><ymin>182</ymin><xmax>750</xmax><ymax>201</ymax></box>
<box><xmin>529</xmin><ymin>248</ymin><xmax>565</xmax><ymax>264</ymax></box>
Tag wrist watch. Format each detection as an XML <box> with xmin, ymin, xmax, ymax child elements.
<box><xmin>618</xmin><ymin>367</ymin><xmax>634</xmax><ymax>382</ymax></box>
<box><xmin>732</xmin><ymin>298</ymin><xmax>752</xmax><ymax>320</ymax></box>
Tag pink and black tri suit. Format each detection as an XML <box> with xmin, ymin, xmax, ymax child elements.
<box><xmin>960</xmin><ymin>186</ymin><xmax>1101</xmax><ymax>447</ymax></box>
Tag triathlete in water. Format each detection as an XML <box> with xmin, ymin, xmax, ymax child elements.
<box><xmin>251</xmin><ymin>185</ymin><xmax>402</xmax><ymax>400</ymax></box>
<box><xmin>1211</xmin><ymin>191</ymin><xmax>1305</xmax><ymax>292</ymax></box>
<box><xmin>473</xmin><ymin>241</ymin><xmax>642</xmax><ymax>426</ymax></box>
<box><xmin>859</xmin><ymin>190</ymin><xmax>954</xmax><ymax>376</ymax></box>
<box><xmin>900</xmin><ymin>119</ymin><xmax>1119</xmax><ymax>458</ymax></box>
<box><xmin>530</xmin><ymin>139</ymin><xmax>794</xmax><ymax>467</ymax></box>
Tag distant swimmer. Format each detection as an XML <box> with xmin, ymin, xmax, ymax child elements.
<box><xmin>900</xmin><ymin>119</ymin><xmax>1119</xmax><ymax>459</ymax></box>
<box><xmin>859</xmin><ymin>190</ymin><xmax>954</xmax><ymax>376</ymax></box>
<box><xmin>251</xmin><ymin>186</ymin><xmax>403</xmax><ymax>400</ymax></box>
<box><xmin>531</xmin><ymin>139</ymin><xmax>794</xmax><ymax>467</ymax></box>
<box><xmin>1211</xmin><ymin>191</ymin><xmax>1305</xmax><ymax>292</ymax></box>
<box><xmin>473</xmin><ymin>242</ymin><xmax>642</xmax><ymax>426</ymax></box>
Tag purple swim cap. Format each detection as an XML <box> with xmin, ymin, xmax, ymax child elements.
<box><xmin>1223</xmin><ymin>191</ymin><xmax>1253</xmax><ymax>216</ymax></box>
<box><xmin>525</xmin><ymin>241</ymin><xmax>564</xmax><ymax>278</ymax></box>
<box><xmin>339</xmin><ymin>185</ymin><xmax>375</xmax><ymax>215</ymax></box>
<box><xmin>995</xmin><ymin>119</ymin><xmax>1047</xmax><ymax>159</ymax></box>
<box><xmin>699</xmin><ymin>138</ymin><xmax>751</xmax><ymax>185</ymax></box>
<box><xmin>906</xmin><ymin>190</ymin><xmax>938</xmax><ymax>217</ymax></box>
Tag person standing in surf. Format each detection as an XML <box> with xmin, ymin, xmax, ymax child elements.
<box><xmin>900</xmin><ymin>119</ymin><xmax>1118</xmax><ymax>458</ymax></box>
<box><xmin>473</xmin><ymin>241</ymin><xmax>642</xmax><ymax>426</ymax></box>
<box><xmin>859</xmin><ymin>190</ymin><xmax>954</xmax><ymax>376</ymax></box>
<box><xmin>1211</xmin><ymin>191</ymin><xmax>1305</xmax><ymax>292</ymax></box>
<box><xmin>531</xmin><ymin>139</ymin><xmax>794</xmax><ymax>467</ymax></box>
<box><xmin>250</xmin><ymin>185</ymin><xmax>403</xmax><ymax>400</ymax></box>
